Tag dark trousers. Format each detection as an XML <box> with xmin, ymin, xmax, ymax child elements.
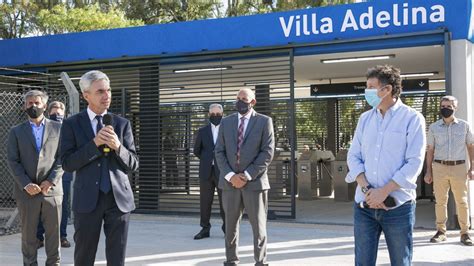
<box><xmin>73</xmin><ymin>192</ymin><xmax>130</xmax><ymax>266</ymax></box>
<box><xmin>37</xmin><ymin>179</ymin><xmax>71</xmax><ymax>240</ymax></box>
<box><xmin>200</xmin><ymin>166</ymin><xmax>225</xmax><ymax>230</ymax></box>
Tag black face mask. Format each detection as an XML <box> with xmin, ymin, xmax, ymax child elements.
<box><xmin>49</xmin><ymin>114</ymin><xmax>64</xmax><ymax>123</ymax></box>
<box><xmin>440</xmin><ymin>107</ymin><xmax>454</xmax><ymax>118</ymax></box>
<box><xmin>236</xmin><ymin>100</ymin><xmax>251</xmax><ymax>115</ymax></box>
<box><xmin>209</xmin><ymin>115</ymin><xmax>222</xmax><ymax>126</ymax></box>
<box><xmin>26</xmin><ymin>106</ymin><xmax>44</xmax><ymax>119</ymax></box>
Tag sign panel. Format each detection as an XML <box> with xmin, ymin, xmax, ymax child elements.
<box><xmin>310</xmin><ymin>79</ymin><xmax>430</xmax><ymax>96</ymax></box>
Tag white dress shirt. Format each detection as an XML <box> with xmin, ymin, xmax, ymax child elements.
<box><xmin>211</xmin><ymin>123</ymin><xmax>219</xmax><ymax>145</ymax></box>
<box><xmin>87</xmin><ymin>107</ymin><xmax>107</xmax><ymax>136</ymax></box>
<box><xmin>211</xmin><ymin>123</ymin><xmax>219</xmax><ymax>165</ymax></box>
<box><xmin>224</xmin><ymin>109</ymin><xmax>254</xmax><ymax>182</ymax></box>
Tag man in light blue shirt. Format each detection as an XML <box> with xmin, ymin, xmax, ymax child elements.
<box><xmin>346</xmin><ymin>65</ymin><xmax>426</xmax><ymax>266</ymax></box>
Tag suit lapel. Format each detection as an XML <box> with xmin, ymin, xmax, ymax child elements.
<box><xmin>41</xmin><ymin>119</ymin><xmax>50</xmax><ymax>150</ymax></box>
<box><xmin>206</xmin><ymin>124</ymin><xmax>214</xmax><ymax>147</ymax></box>
<box><xmin>243</xmin><ymin>111</ymin><xmax>257</xmax><ymax>142</ymax></box>
<box><xmin>231</xmin><ymin>114</ymin><xmax>238</xmax><ymax>146</ymax></box>
<box><xmin>79</xmin><ymin>110</ymin><xmax>95</xmax><ymax>140</ymax></box>
<box><xmin>22</xmin><ymin>121</ymin><xmax>37</xmax><ymax>152</ymax></box>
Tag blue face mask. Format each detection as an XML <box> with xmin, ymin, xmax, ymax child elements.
<box><xmin>364</xmin><ymin>88</ymin><xmax>381</xmax><ymax>107</ymax></box>
<box><xmin>365</xmin><ymin>87</ymin><xmax>388</xmax><ymax>108</ymax></box>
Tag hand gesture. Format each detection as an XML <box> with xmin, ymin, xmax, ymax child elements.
<box><xmin>230</xmin><ymin>173</ymin><xmax>248</xmax><ymax>189</ymax></box>
<box><xmin>101</xmin><ymin>126</ymin><xmax>121</xmax><ymax>151</ymax></box>
<box><xmin>25</xmin><ymin>183</ymin><xmax>41</xmax><ymax>196</ymax></box>
<box><xmin>40</xmin><ymin>180</ymin><xmax>53</xmax><ymax>196</ymax></box>
<box><xmin>365</xmin><ymin>188</ymin><xmax>389</xmax><ymax>210</ymax></box>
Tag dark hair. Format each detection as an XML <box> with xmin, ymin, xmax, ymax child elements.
<box><xmin>366</xmin><ymin>65</ymin><xmax>402</xmax><ymax>98</ymax></box>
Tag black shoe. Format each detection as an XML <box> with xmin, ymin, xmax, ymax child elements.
<box><xmin>61</xmin><ymin>237</ymin><xmax>71</xmax><ymax>248</ymax></box>
<box><xmin>430</xmin><ymin>231</ymin><xmax>447</xmax><ymax>243</ymax></box>
<box><xmin>194</xmin><ymin>229</ymin><xmax>210</xmax><ymax>240</ymax></box>
<box><xmin>37</xmin><ymin>239</ymin><xmax>44</xmax><ymax>249</ymax></box>
<box><xmin>461</xmin><ymin>234</ymin><xmax>473</xmax><ymax>246</ymax></box>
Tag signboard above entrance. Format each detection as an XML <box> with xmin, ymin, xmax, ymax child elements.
<box><xmin>310</xmin><ymin>79</ymin><xmax>430</xmax><ymax>96</ymax></box>
<box><xmin>0</xmin><ymin>0</ymin><xmax>472</xmax><ymax>67</ymax></box>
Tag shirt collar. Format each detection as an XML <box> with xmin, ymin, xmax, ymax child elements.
<box><xmin>211</xmin><ymin>123</ymin><xmax>220</xmax><ymax>129</ymax></box>
<box><xmin>29</xmin><ymin>117</ymin><xmax>45</xmax><ymax>127</ymax></box>
<box><xmin>440</xmin><ymin>117</ymin><xmax>459</xmax><ymax>126</ymax></box>
<box><xmin>238</xmin><ymin>108</ymin><xmax>254</xmax><ymax>121</ymax></box>
<box><xmin>87</xmin><ymin>107</ymin><xmax>107</xmax><ymax>122</ymax></box>
<box><xmin>375</xmin><ymin>97</ymin><xmax>402</xmax><ymax>116</ymax></box>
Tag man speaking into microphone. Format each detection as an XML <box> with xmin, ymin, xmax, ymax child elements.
<box><xmin>60</xmin><ymin>70</ymin><xmax>138</xmax><ymax>266</ymax></box>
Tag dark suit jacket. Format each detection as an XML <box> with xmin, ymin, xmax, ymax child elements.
<box><xmin>7</xmin><ymin>119</ymin><xmax>64</xmax><ymax>202</ymax></box>
<box><xmin>193</xmin><ymin>124</ymin><xmax>219</xmax><ymax>181</ymax></box>
<box><xmin>60</xmin><ymin>110</ymin><xmax>139</xmax><ymax>213</ymax></box>
<box><xmin>215</xmin><ymin>111</ymin><xmax>275</xmax><ymax>191</ymax></box>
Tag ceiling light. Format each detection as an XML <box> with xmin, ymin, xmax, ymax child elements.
<box><xmin>173</xmin><ymin>66</ymin><xmax>232</xmax><ymax>73</ymax></box>
<box><xmin>271</xmin><ymin>87</ymin><xmax>307</xmax><ymax>92</ymax></box>
<box><xmin>400</xmin><ymin>72</ymin><xmax>438</xmax><ymax>78</ymax></box>
<box><xmin>429</xmin><ymin>79</ymin><xmax>445</xmax><ymax>83</ymax></box>
<box><xmin>171</xmin><ymin>92</ymin><xmax>213</xmax><ymax>97</ymax></box>
<box><xmin>160</xmin><ymin>87</ymin><xmax>184</xmax><ymax>91</ymax></box>
<box><xmin>244</xmin><ymin>80</ymin><xmax>294</xmax><ymax>86</ymax></box>
<box><xmin>57</xmin><ymin>77</ymin><xmax>81</xmax><ymax>81</ymax></box>
<box><xmin>321</xmin><ymin>54</ymin><xmax>395</xmax><ymax>64</ymax></box>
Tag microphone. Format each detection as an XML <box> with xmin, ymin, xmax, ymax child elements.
<box><xmin>102</xmin><ymin>114</ymin><xmax>113</xmax><ymax>155</ymax></box>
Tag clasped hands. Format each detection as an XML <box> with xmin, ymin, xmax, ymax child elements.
<box><xmin>364</xmin><ymin>188</ymin><xmax>389</xmax><ymax>210</ymax></box>
<box><xmin>94</xmin><ymin>125</ymin><xmax>121</xmax><ymax>151</ymax></box>
<box><xmin>230</xmin><ymin>173</ymin><xmax>248</xmax><ymax>189</ymax></box>
<box><xmin>25</xmin><ymin>180</ymin><xmax>53</xmax><ymax>196</ymax></box>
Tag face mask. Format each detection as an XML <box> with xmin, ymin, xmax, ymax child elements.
<box><xmin>209</xmin><ymin>115</ymin><xmax>222</xmax><ymax>126</ymax></box>
<box><xmin>26</xmin><ymin>106</ymin><xmax>44</xmax><ymax>119</ymax></box>
<box><xmin>364</xmin><ymin>87</ymin><xmax>389</xmax><ymax>108</ymax></box>
<box><xmin>236</xmin><ymin>100</ymin><xmax>251</xmax><ymax>115</ymax></box>
<box><xmin>49</xmin><ymin>114</ymin><xmax>64</xmax><ymax>123</ymax></box>
<box><xmin>440</xmin><ymin>107</ymin><xmax>454</xmax><ymax>118</ymax></box>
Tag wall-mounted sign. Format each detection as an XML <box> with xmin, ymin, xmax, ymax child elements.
<box><xmin>310</xmin><ymin>79</ymin><xmax>429</xmax><ymax>96</ymax></box>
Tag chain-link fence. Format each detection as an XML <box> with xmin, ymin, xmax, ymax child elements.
<box><xmin>0</xmin><ymin>68</ymin><xmax>72</xmax><ymax>235</ymax></box>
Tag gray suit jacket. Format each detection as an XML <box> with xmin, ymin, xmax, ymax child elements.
<box><xmin>215</xmin><ymin>111</ymin><xmax>275</xmax><ymax>191</ymax></box>
<box><xmin>7</xmin><ymin>119</ymin><xmax>64</xmax><ymax>202</ymax></box>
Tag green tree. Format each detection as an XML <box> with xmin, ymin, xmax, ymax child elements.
<box><xmin>0</xmin><ymin>1</ymin><xmax>38</xmax><ymax>39</ymax></box>
<box><xmin>36</xmin><ymin>4</ymin><xmax>144</xmax><ymax>35</ymax></box>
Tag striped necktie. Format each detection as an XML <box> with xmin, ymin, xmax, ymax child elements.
<box><xmin>236</xmin><ymin>116</ymin><xmax>246</xmax><ymax>168</ymax></box>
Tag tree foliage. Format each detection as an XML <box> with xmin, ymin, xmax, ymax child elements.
<box><xmin>0</xmin><ymin>0</ymin><xmax>357</xmax><ymax>39</ymax></box>
<box><xmin>0</xmin><ymin>1</ymin><xmax>38</xmax><ymax>39</ymax></box>
<box><xmin>36</xmin><ymin>3</ymin><xmax>143</xmax><ymax>35</ymax></box>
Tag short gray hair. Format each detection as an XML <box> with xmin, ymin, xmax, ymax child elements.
<box><xmin>23</xmin><ymin>90</ymin><xmax>48</xmax><ymax>105</ymax></box>
<box><xmin>48</xmin><ymin>101</ymin><xmax>65</xmax><ymax>114</ymax></box>
<box><xmin>441</xmin><ymin>95</ymin><xmax>458</xmax><ymax>108</ymax></box>
<box><xmin>237</xmin><ymin>88</ymin><xmax>256</xmax><ymax>101</ymax></box>
<box><xmin>209</xmin><ymin>103</ymin><xmax>223</xmax><ymax>113</ymax></box>
<box><xmin>79</xmin><ymin>70</ymin><xmax>110</xmax><ymax>93</ymax></box>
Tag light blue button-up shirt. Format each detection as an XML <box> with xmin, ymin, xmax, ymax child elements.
<box><xmin>29</xmin><ymin>119</ymin><xmax>45</xmax><ymax>153</ymax></box>
<box><xmin>345</xmin><ymin>99</ymin><xmax>426</xmax><ymax>207</ymax></box>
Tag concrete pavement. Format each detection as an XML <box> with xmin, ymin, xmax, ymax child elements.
<box><xmin>0</xmin><ymin>214</ymin><xmax>473</xmax><ymax>265</ymax></box>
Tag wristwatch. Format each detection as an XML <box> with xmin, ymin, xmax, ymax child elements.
<box><xmin>361</xmin><ymin>184</ymin><xmax>373</xmax><ymax>194</ymax></box>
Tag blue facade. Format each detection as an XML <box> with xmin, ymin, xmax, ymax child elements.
<box><xmin>0</xmin><ymin>0</ymin><xmax>472</xmax><ymax>67</ymax></box>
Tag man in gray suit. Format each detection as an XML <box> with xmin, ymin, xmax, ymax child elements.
<box><xmin>7</xmin><ymin>90</ymin><xmax>63</xmax><ymax>266</ymax></box>
<box><xmin>215</xmin><ymin>88</ymin><xmax>275</xmax><ymax>266</ymax></box>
